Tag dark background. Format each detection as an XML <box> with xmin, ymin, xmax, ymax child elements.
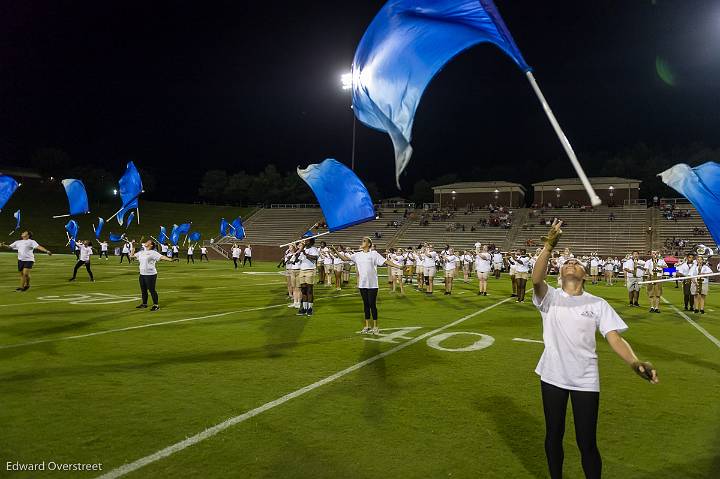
<box><xmin>1</xmin><ymin>0</ymin><xmax>719</xmax><ymax>203</ymax></box>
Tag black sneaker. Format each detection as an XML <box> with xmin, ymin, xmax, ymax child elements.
<box><xmin>649</xmin><ymin>308</ymin><xmax>655</xmax><ymax>313</ymax></box>
<box><xmin>634</xmin><ymin>302</ymin><xmax>640</xmax><ymax>307</ymax></box>
<box><xmin>655</xmin><ymin>309</ymin><xmax>661</xmax><ymax>313</ymax></box>
<box><xmin>14</xmin><ymin>287</ymin><xmax>23</xmax><ymax>291</ymax></box>
<box><xmin>700</xmin><ymin>310</ymin><xmax>705</xmax><ymax>314</ymax></box>
<box><xmin>477</xmin><ymin>291</ymin><xmax>482</xmax><ymax>295</ymax></box>
<box><xmin>68</xmin><ymin>278</ymin><xmax>75</xmax><ymax>282</ymax></box>
<box><xmin>136</xmin><ymin>304</ymin><xmax>148</xmax><ymax>309</ymax></box>
<box><xmin>150</xmin><ymin>305</ymin><xmax>159</xmax><ymax>311</ymax></box>
<box><xmin>297</xmin><ymin>308</ymin><xmax>306</xmax><ymax>316</ymax></box>
<box><xmin>306</xmin><ymin>308</ymin><xmax>313</xmax><ymax>316</ymax></box>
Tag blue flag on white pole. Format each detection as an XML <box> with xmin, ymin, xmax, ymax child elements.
<box><xmin>220</xmin><ymin>218</ymin><xmax>230</xmax><ymax>237</ymax></box>
<box><xmin>660</xmin><ymin>162</ymin><xmax>720</xmax><ymax>246</ymax></box>
<box><xmin>352</xmin><ymin>0</ymin><xmax>530</xmax><ymax>186</ymax></box>
<box><xmin>0</xmin><ymin>175</ymin><xmax>19</xmax><ymax>212</ymax></box>
<box><xmin>9</xmin><ymin>209</ymin><xmax>20</xmax><ymax>235</ymax></box>
<box><xmin>109</xmin><ymin>233</ymin><xmax>125</xmax><ymax>242</ymax></box>
<box><xmin>231</xmin><ymin>217</ymin><xmax>245</xmax><ymax>240</ymax></box>
<box><xmin>65</xmin><ymin>219</ymin><xmax>79</xmax><ymax>250</ymax></box>
<box><xmin>116</xmin><ymin>162</ymin><xmax>143</xmax><ymax>225</ymax></box>
<box><xmin>188</xmin><ymin>231</ymin><xmax>201</xmax><ymax>243</ymax></box>
<box><xmin>60</xmin><ymin>179</ymin><xmax>90</xmax><ymax>216</ymax></box>
<box><xmin>94</xmin><ymin>217</ymin><xmax>105</xmax><ymax>239</ymax></box>
<box><xmin>159</xmin><ymin>226</ymin><xmax>168</xmax><ymax>244</ymax></box>
<box><xmin>297</xmin><ymin>159</ymin><xmax>376</xmax><ymax>232</ymax></box>
<box><xmin>170</xmin><ymin>223</ymin><xmax>191</xmax><ymax>246</ymax></box>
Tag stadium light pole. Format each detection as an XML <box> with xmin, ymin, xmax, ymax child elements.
<box><xmin>555</xmin><ymin>187</ymin><xmax>561</xmax><ymax>208</ymax></box>
<box><xmin>341</xmin><ymin>72</ymin><xmax>357</xmax><ymax>171</ymax></box>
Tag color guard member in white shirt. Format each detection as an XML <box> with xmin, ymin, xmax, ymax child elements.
<box><xmin>69</xmin><ymin>240</ymin><xmax>95</xmax><ymax>282</ymax></box>
<box><xmin>200</xmin><ymin>246</ymin><xmax>209</xmax><ymax>262</ymax></box>
<box><xmin>533</xmin><ymin>220</ymin><xmax>658</xmax><ymax>479</ymax></box>
<box><xmin>1</xmin><ymin>230</ymin><xmax>52</xmax><ymax>291</ymax></box>
<box><xmin>134</xmin><ymin>239</ymin><xmax>172</xmax><ymax>311</ymax></box>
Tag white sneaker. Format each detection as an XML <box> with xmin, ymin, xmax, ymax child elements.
<box><xmin>293</xmin><ymin>302</ymin><xmax>301</xmax><ymax>308</ymax></box>
<box><xmin>372</xmin><ymin>327</ymin><xmax>379</xmax><ymax>335</ymax></box>
<box><xmin>288</xmin><ymin>302</ymin><xmax>296</xmax><ymax>308</ymax></box>
<box><xmin>358</xmin><ymin>327</ymin><xmax>370</xmax><ymax>334</ymax></box>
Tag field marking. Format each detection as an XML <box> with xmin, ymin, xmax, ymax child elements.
<box><xmin>512</xmin><ymin>337</ymin><xmax>544</xmax><ymax>344</ymax></box>
<box><xmin>0</xmin><ymin>294</ymin><xmax>353</xmax><ymax>350</ymax></box>
<box><xmin>95</xmin><ymin>297</ymin><xmax>512</xmax><ymax>479</ymax></box>
<box><xmin>661</xmin><ymin>297</ymin><xmax>720</xmax><ymax>349</ymax></box>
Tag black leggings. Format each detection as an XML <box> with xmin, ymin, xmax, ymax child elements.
<box><xmin>120</xmin><ymin>253</ymin><xmax>130</xmax><ymax>263</ymax></box>
<box><xmin>187</xmin><ymin>254</ymin><xmax>194</xmax><ymax>264</ymax></box>
<box><xmin>139</xmin><ymin>274</ymin><xmax>158</xmax><ymax>305</ymax></box>
<box><xmin>359</xmin><ymin>288</ymin><xmax>378</xmax><ymax>320</ymax></box>
<box><xmin>243</xmin><ymin>256</ymin><xmax>252</xmax><ymax>266</ymax></box>
<box><xmin>683</xmin><ymin>281</ymin><xmax>692</xmax><ymax>309</ymax></box>
<box><xmin>541</xmin><ymin>381</ymin><xmax>601</xmax><ymax>479</ymax></box>
<box><xmin>71</xmin><ymin>260</ymin><xmax>94</xmax><ymax>280</ymax></box>
<box><xmin>100</xmin><ymin>251</ymin><xmax>109</xmax><ymax>258</ymax></box>
<box><xmin>233</xmin><ymin>258</ymin><xmax>239</xmax><ymax>269</ymax></box>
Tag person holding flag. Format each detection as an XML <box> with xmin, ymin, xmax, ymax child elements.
<box><xmin>187</xmin><ymin>244</ymin><xmax>195</xmax><ymax>264</ymax></box>
<box><xmin>120</xmin><ymin>241</ymin><xmax>132</xmax><ymax>264</ymax></box>
<box><xmin>231</xmin><ymin>243</ymin><xmax>241</xmax><ymax>269</ymax></box>
<box><xmin>333</xmin><ymin>237</ymin><xmax>403</xmax><ymax>335</ymax></box>
<box><xmin>1</xmin><ymin>231</ymin><xmax>52</xmax><ymax>291</ymax></box>
<box><xmin>243</xmin><ymin>244</ymin><xmax>252</xmax><ymax>267</ymax></box>
<box><xmin>97</xmin><ymin>239</ymin><xmax>109</xmax><ymax>260</ymax></box>
<box><xmin>134</xmin><ymin>238</ymin><xmax>172</xmax><ymax>311</ymax></box>
<box><xmin>69</xmin><ymin>240</ymin><xmax>95</xmax><ymax>282</ymax></box>
<box><xmin>172</xmin><ymin>244</ymin><xmax>179</xmax><ymax>262</ymax></box>
<box><xmin>200</xmin><ymin>246</ymin><xmax>209</xmax><ymax>262</ymax></box>
<box><xmin>532</xmin><ymin>219</ymin><xmax>658</xmax><ymax>479</ymax></box>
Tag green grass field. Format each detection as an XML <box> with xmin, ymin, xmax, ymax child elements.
<box><xmin>0</xmin><ymin>253</ymin><xmax>718</xmax><ymax>478</ymax></box>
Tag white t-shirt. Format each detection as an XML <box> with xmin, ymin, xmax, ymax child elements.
<box><xmin>475</xmin><ymin>253</ymin><xmax>492</xmax><ymax>273</ymax></box>
<box><xmin>100</xmin><ymin>242</ymin><xmax>108</xmax><ymax>252</ymax></box>
<box><xmin>10</xmin><ymin>239</ymin><xmax>39</xmax><ymax>262</ymax></box>
<box><xmin>690</xmin><ymin>264</ymin><xmax>712</xmax><ymax>280</ymax></box>
<box><xmin>299</xmin><ymin>246</ymin><xmax>319</xmax><ymax>270</ymax></box>
<box><xmin>232</xmin><ymin>247</ymin><xmax>241</xmax><ymax>258</ymax></box>
<box><xmin>644</xmin><ymin>258</ymin><xmax>667</xmax><ymax>278</ymax></box>
<box><xmin>122</xmin><ymin>244</ymin><xmax>130</xmax><ymax>254</ymax></box>
<box><xmin>172</xmin><ymin>245</ymin><xmax>179</xmax><ymax>253</ymax></box>
<box><xmin>492</xmin><ymin>253</ymin><xmax>503</xmax><ymax>264</ymax></box>
<box><xmin>351</xmin><ymin>250</ymin><xmax>386</xmax><ymax>289</ymax></box>
<box><xmin>590</xmin><ymin>258</ymin><xmax>599</xmax><ymax>268</ymax></box>
<box><xmin>78</xmin><ymin>245</ymin><xmax>93</xmax><ymax>262</ymax></box>
<box><xmin>514</xmin><ymin>256</ymin><xmax>530</xmax><ymax>273</ymax></box>
<box><xmin>244</xmin><ymin>247</ymin><xmax>252</xmax><ymax>257</ymax></box>
<box><xmin>187</xmin><ymin>246</ymin><xmax>194</xmax><ymax>255</ymax></box>
<box><xmin>533</xmin><ymin>287</ymin><xmax>628</xmax><ymax>392</ymax></box>
<box><xmin>161</xmin><ymin>244</ymin><xmax>168</xmax><ymax>253</ymax></box>
<box><xmin>422</xmin><ymin>251</ymin><xmax>437</xmax><ymax>268</ymax></box>
<box><xmin>623</xmin><ymin>259</ymin><xmax>645</xmax><ymax>279</ymax></box>
<box><xmin>134</xmin><ymin>249</ymin><xmax>163</xmax><ymax>276</ymax></box>
<box><xmin>444</xmin><ymin>254</ymin><xmax>458</xmax><ymax>271</ymax></box>
<box><xmin>200</xmin><ymin>247</ymin><xmax>207</xmax><ymax>255</ymax></box>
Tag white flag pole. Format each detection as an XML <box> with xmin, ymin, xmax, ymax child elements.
<box><xmin>639</xmin><ymin>272</ymin><xmax>720</xmax><ymax>285</ymax></box>
<box><xmin>526</xmin><ymin>71</ymin><xmax>601</xmax><ymax>207</ymax></box>
<box><xmin>279</xmin><ymin>231</ymin><xmax>331</xmax><ymax>248</ymax></box>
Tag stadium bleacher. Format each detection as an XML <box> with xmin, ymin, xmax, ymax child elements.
<box><xmin>399</xmin><ymin>209</ymin><xmax>511</xmax><ymax>251</ymax></box>
<box><xmin>654</xmin><ymin>202</ymin><xmax>717</xmax><ymax>255</ymax></box>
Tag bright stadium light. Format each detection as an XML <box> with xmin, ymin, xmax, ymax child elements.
<box><xmin>341</xmin><ymin>72</ymin><xmax>352</xmax><ymax>90</ymax></box>
<box><xmin>113</xmin><ymin>189</ymin><xmax>118</xmax><ymax>196</ymax></box>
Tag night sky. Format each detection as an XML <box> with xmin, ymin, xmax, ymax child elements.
<box><xmin>1</xmin><ymin>0</ymin><xmax>719</xmax><ymax>200</ymax></box>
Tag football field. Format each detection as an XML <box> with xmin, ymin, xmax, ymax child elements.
<box><xmin>1</xmin><ymin>253</ymin><xmax>718</xmax><ymax>478</ymax></box>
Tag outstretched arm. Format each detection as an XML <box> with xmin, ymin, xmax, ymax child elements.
<box><xmin>532</xmin><ymin>219</ymin><xmax>563</xmax><ymax>300</ymax></box>
<box><xmin>36</xmin><ymin>244</ymin><xmax>52</xmax><ymax>255</ymax></box>
<box><xmin>606</xmin><ymin>330</ymin><xmax>659</xmax><ymax>384</ymax></box>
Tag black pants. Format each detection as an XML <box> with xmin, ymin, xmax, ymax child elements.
<box><xmin>233</xmin><ymin>257</ymin><xmax>239</xmax><ymax>269</ymax></box>
<box><xmin>200</xmin><ymin>254</ymin><xmax>209</xmax><ymax>262</ymax></box>
<box><xmin>100</xmin><ymin>250</ymin><xmax>109</xmax><ymax>258</ymax></box>
<box><xmin>71</xmin><ymin>260</ymin><xmax>94</xmax><ymax>280</ymax></box>
<box><xmin>187</xmin><ymin>254</ymin><xmax>194</xmax><ymax>264</ymax></box>
<box><xmin>120</xmin><ymin>253</ymin><xmax>130</xmax><ymax>263</ymax></box>
<box><xmin>139</xmin><ymin>274</ymin><xmax>158</xmax><ymax>305</ymax></box>
<box><xmin>683</xmin><ymin>281</ymin><xmax>692</xmax><ymax>309</ymax></box>
<box><xmin>541</xmin><ymin>381</ymin><xmax>601</xmax><ymax>479</ymax></box>
<box><xmin>243</xmin><ymin>256</ymin><xmax>252</xmax><ymax>266</ymax></box>
<box><xmin>359</xmin><ymin>288</ymin><xmax>379</xmax><ymax>320</ymax></box>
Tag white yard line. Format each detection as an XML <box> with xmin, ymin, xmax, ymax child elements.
<box><xmin>0</xmin><ymin>294</ymin><xmax>353</xmax><ymax>350</ymax></box>
<box><xmin>512</xmin><ymin>337</ymin><xmax>544</xmax><ymax>344</ymax></box>
<box><xmin>661</xmin><ymin>297</ymin><xmax>720</xmax><ymax>349</ymax></box>
<box><xmin>95</xmin><ymin>297</ymin><xmax>512</xmax><ymax>479</ymax></box>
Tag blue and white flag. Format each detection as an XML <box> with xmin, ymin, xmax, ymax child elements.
<box><xmin>159</xmin><ymin>226</ymin><xmax>168</xmax><ymax>244</ymax></box>
<box><xmin>352</xmin><ymin>0</ymin><xmax>530</xmax><ymax>186</ymax></box>
<box><xmin>660</xmin><ymin>162</ymin><xmax>720</xmax><ymax>246</ymax></box>
<box><xmin>170</xmin><ymin>223</ymin><xmax>191</xmax><ymax>246</ymax></box>
<box><xmin>219</xmin><ymin>218</ymin><xmax>230</xmax><ymax>237</ymax></box>
<box><xmin>93</xmin><ymin>217</ymin><xmax>105</xmax><ymax>239</ymax></box>
<box><xmin>298</xmin><ymin>159</ymin><xmax>376</xmax><ymax>232</ymax></box>
<box><xmin>117</xmin><ymin>162</ymin><xmax>143</xmax><ymax>225</ymax></box>
<box><xmin>61</xmin><ymin>179</ymin><xmax>90</xmax><ymax>216</ymax></box>
<box><xmin>188</xmin><ymin>231</ymin><xmax>201</xmax><ymax>243</ymax></box>
<box><xmin>65</xmin><ymin>219</ymin><xmax>79</xmax><ymax>250</ymax></box>
<box><xmin>231</xmin><ymin>217</ymin><xmax>245</xmax><ymax>240</ymax></box>
<box><xmin>125</xmin><ymin>211</ymin><xmax>136</xmax><ymax>229</ymax></box>
<box><xmin>109</xmin><ymin>233</ymin><xmax>125</xmax><ymax>242</ymax></box>
<box><xmin>0</xmin><ymin>175</ymin><xmax>19</xmax><ymax>212</ymax></box>
<box><xmin>9</xmin><ymin>209</ymin><xmax>20</xmax><ymax>234</ymax></box>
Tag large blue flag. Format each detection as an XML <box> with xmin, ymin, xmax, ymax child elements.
<box><xmin>109</xmin><ymin>233</ymin><xmax>125</xmax><ymax>242</ymax></box>
<box><xmin>188</xmin><ymin>231</ymin><xmax>201</xmax><ymax>243</ymax></box>
<box><xmin>170</xmin><ymin>223</ymin><xmax>191</xmax><ymax>246</ymax></box>
<box><xmin>159</xmin><ymin>226</ymin><xmax>168</xmax><ymax>244</ymax></box>
<box><xmin>298</xmin><ymin>159</ymin><xmax>376</xmax><ymax>232</ymax></box>
<box><xmin>94</xmin><ymin>217</ymin><xmax>105</xmax><ymax>239</ymax></box>
<box><xmin>0</xmin><ymin>175</ymin><xmax>19</xmax><ymax>212</ymax></box>
<box><xmin>352</xmin><ymin>0</ymin><xmax>530</xmax><ymax>186</ymax></box>
<box><xmin>10</xmin><ymin>209</ymin><xmax>20</xmax><ymax>234</ymax></box>
<box><xmin>231</xmin><ymin>217</ymin><xmax>245</xmax><ymax>240</ymax></box>
<box><xmin>660</xmin><ymin>162</ymin><xmax>720</xmax><ymax>246</ymax></box>
<box><xmin>117</xmin><ymin>161</ymin><xmax>143</xmax><ymax>225</ymax></box>
<box><xmin>219</xmin><ymin>218</ymin><xmax>230</xmax><ymax>237</ymax></box>
<box><xmin>65</xmin><ymin>219</ymin><xmax>79</xmax><ymax>250</ymax></box>
<box><xmin>61</xmin><ymin>179</ymin><xmax>90</xmax><ymax>216</ymax></box>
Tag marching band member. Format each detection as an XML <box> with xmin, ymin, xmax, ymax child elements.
<box><xmin>508</xmin><ymin>250</ymin><xmax>518</xmax><ymax>297</ymax></box>
<box><xmin>289</xmin><ymin>244</ymin><xmax>302</xmax><ymax>308</ymax></box>
<box><xmin>512</xmin><ymin>249</ymin><xmax>531</xmax><ymax>303</ymax></box>
<box><xmin>603</xmin><ymin>257</ymin><xmax>614</xmax><ymax>286</ymax></box>
<box><xmin>644</xmin><ymin>251</ymin><xmax>667</xmax><ymax>313</ymax></box>
<box><xmin>475</xmin><ymin>245</ymin><xmax>492</xmax><ymax>296</ymax></box>
<box><xmin>442</xmin><ymin>247</ymin><xmax>458</xmax><ymax>295</ymax></box>
<box><xmin>323</xmin><ymin>246</ymin><xmax>334</xmax><ymax>286</ymax></box>
<box><xmin>296</xmin><ymin>238</ymin><xmax>319</xmax><ymax>316</ymax></box>
<box><xmin>623</xmin><ymin>251</ymin><xmax>645</xmax><ymax>307</ymax></box>
<box><xmin>422</xmin><ymin>244</ymin><xmax>438</xmax><ymax>294</ymax></box>
<box><xmin>284</xmin><ymin>245</ymin><xmax>295</xmax><ymax>302</ymax></box>
<box><xmin>404</xmin><ymin>247</ymin><xmax>415</xmax><ymax>285</ymax></box>
<box><xmin>589</xmin><ymin>254</ymin><xmax>600</xmax><ymax>285</ymax></box>
<box><xmin>461</xmin><ymin>250</ymin><xmax>472</xmax><ymax>283</ymax></box>
<box><xmin>389</xmin><ymin>248</ymin><xmax>405</xmax><ymax>294</ymax></box>
<box><xmin>415</xmin><ymin>246</ymin><xmax>426</xmax><ymax>289</ymax></box>
<box><xmin>332</xmin><ymin>246</ymin><xmax>344</xmax><ymax>291</ymax></box>
<box><xmin>492</xmin><ymin>249</ymin><xmax>503</xmax><ymax>279</ymax></box>
<box><xmin>675</xmin><ymin>253</ymin><xmax>695</xmax><ymax>311</ymax></box>
<box><xmin>690</xmin><ymin>255</ymin><xmax>712</xmax><ymax>314</ymax></box>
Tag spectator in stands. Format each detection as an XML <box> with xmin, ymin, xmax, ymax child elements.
<box><xmin>608</xmin><ymin>212</ymin><xmax>615</xmax><ymax>221</ymax></box>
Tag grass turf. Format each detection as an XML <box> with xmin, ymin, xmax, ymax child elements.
<box><xmin>0</xmin><ymin>253</ymin><xmax>718</xmax><ymax>478</ymax></box>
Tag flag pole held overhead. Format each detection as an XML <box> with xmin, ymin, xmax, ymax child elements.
<box><xmin>525</xmin><ymin>72</ymin><xmax>600</xmax><ymax>206</ymax></box>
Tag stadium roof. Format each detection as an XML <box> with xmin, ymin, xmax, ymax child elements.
<box><xmin>532</xmin><ymin>177</ymin><xmax>641</xmax><ymax>186</ymax></box>
<box><xmin>432</xmin><ymin>181</ymin><xmax>526</xmax><ymax>192</ymax></box>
